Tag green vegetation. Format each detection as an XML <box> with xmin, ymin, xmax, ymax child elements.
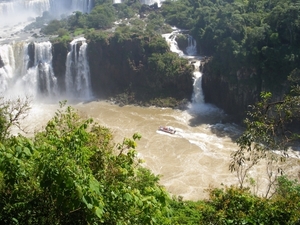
<box><xmin>0</xmin><ymin>93</ymin><xmax>299</xmax><ymax>224</ymax></box>
<box><xmin>161</xmin><ymin>0</ymin><xmax>300</xmax><ymax>90</ymax></box>
<box><xmin>12</xmin><ymin>1</ymin><xmax>300</xmax><ymax>223</ymax></box>
<box><xmin>0</xmin><ymin>100</ymin><xmax>172</xmax><ymax>224</ymax></box>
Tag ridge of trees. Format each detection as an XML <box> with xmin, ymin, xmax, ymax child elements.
<box><xmin>161</xmin><ymin>0</ymin><xmax>300</xmax><ymax>91</ymax></box>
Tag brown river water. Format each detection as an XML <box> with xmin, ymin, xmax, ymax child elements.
<box><xmin>18</xmin><ymin>100</ymin><xmax>299</xmax><ymax>200</ymax></box>
<box><xmin>14</xmin><ymin>101</ymin><xmax>300</xmax><ymax>200</ymax></box>
<box><xmin>2</xmin><ymin>5</ymin><xmax>299</xmax><ymax>202</ymax></box>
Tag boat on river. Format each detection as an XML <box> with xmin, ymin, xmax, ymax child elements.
<box><xmin>158</xmin><ymin>126</ymin><xmax>176</xmax><ymax>134</ymax></box>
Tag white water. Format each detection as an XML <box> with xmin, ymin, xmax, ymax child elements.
<box><xmin>0</xmin><ymin>42</ymin><xmax>28</xmax><ymax>94</ymax></box>
<box><xmin>34</xmin><ymin>41</ymin><xmax>58</xmax><ymax>98</ymax></box>
<box><xmin>0</xmin><ymin>41</ymin><xmax>59</xmax><ymax>99</ymax></box>
<box><xmin>112</xmin><ymin>0</ymin><xmax>164</xmax><ymax>7</ymax></box>
<box><xmin>0</xmin><ymin>0</ymin><xmax>94</xmax><ymax>43</ymax></box>
<box><xmin>0</xmin><ymin>38</ymin><xmax>93</xmax><ymax>101</ymax></box>
<box><xmin>162</xmin><ymin>28</ymin><xmax>222</xmax><ymax>118</ymax></box>
<box><xmin>65</xmin><ymin>37</ymin><xmax>92</xmax><ymax>100</ymax></box>
<box><xmin>0</xmin><ymin>0</ymin><xmax>93</xmax><ymax>17</ymax></box>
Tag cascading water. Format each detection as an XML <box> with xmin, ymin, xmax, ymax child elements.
<box><xmin>162</xmin><ymin>28</ymin><xmax>222</xmax><ymax>117</ymax></box>
<box><xmin>65</xmin><ymin>37</ymin><xmax>92</xmax><ymax>100</ymax></box>
<box><xmin>140</xmin><ymin>0</ymin><xmax>163</xmax><ymax>6</ymax></box>
<box><xmin>0</xmin><ymin>0</ymin><xmax>94</xmax><ymax>28</ymax></box>
<box><xmin>0</xmin><ymin>1</ymin><xmax>14</xmax><ymax>15</ymax></box>
<box><xmin>71</xmin><ymin>0</ymin><xmax>94</xmax><ymax>13</ymax></box>
<box><xmin>163</xmin><ymin>30</ymin><xmax>204</xmax><ymax>103</ymax></box>
<box><xmin>34</xmin><ymin>41</ymin><xmax>58</xmax><ymax>97</ymax></box>
<box><xmin>0</xmin><ymin>41</ymin><xmax>58</xmax><ymax>99</ymax></box>
<box><xmin>24</xmin><ymin>0</ymin><xmax>51</xmax><ymax>15</ymax></box>
<box><xmin>186</xmin><ymin>35</ymin><xmax>197</xmax><ymax>56</ymax></box>
<box><xmin>0</xmin><ymin>42</ymin><xmax>29</xmax><ymax>94</ymax></box>
<box><xmin>112</xmin><ymin>0</ymin><xmax>164</xmax><ymax>7</ymax></box>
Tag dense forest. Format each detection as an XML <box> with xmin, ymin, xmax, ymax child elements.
<box><xmin>162</xmin><ymin>0</ymin><xmax>300</xmax><ymax>87</ymax></box>
<box><xmin>1</xmin><ymin>0</ymin><xmax>300</xmax><ymax>224</ymax></box>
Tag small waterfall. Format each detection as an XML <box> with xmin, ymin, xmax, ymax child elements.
<box><xmin>186</xmin><ymin>35</ymin><xmax>197</xmax><ymax>56</ymax></box>
<box><xmin>113</xmin><ymin>0</ymin><xmax>122</xmax><ymax>4</ymax></box>
<box><xmin>140</xmin><ymin>0</ymin><xmax>163</xmax><ymax>7</ymax></box>
<box><xmin>163</xmin><ymin>28</ymin><xmax>223</xmax><ymax>118</ymax></box>
<box><xmin>163</xmin><ymin>29</ymin><xmax>204</xmax><ymax>104</ymax></box>
<box><xmin>65</xmin><ymin>37</ymin><xmax>92</xmax><ymax>100</ymax></box>
<box><xmin>191</xmin><ymin>61</ymin><xmax>204</xmax><ymax>104</ymax></box>
<box><xmin>162</xmin><ymin>32</ymin><xmax>185</xmax><ymax>57</ymax></box>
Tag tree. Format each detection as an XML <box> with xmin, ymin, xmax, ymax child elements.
<box><xmin>0</xmin><ymin>97</ymin><xmax>31</xmax><ymax>141</ymax></box>
<box><xmin>0</xmin><ymin>101</ymin><xmax>172</xmax><ymax>224</ymax></box>
<box><xmin>230</xmin><ymin>76</ymin><xmax>300</xmax><ymax>197</ymax></box>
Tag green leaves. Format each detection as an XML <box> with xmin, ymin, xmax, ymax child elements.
<box><xmin>0</xmin><ymin>102</ymin><xmax>173</xmax><ymax>224</ymax></box>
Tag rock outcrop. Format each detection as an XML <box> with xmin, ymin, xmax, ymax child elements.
<box><xmin>201</xmin><ymin>57</ymin><xmax>262</xmax><ymax>122</ymax></box>
<box><xmin>51</xmin><ymin>35</ymin><xmax>194</xmax><ymax>106</ymax></box>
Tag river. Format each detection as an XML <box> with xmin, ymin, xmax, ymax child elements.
<box><xmin>2</xmin><ymin>1</ymin><xmax>299</xmax><ymax>201</ymax></box>
<box><xmin>20</xmin><ymin>99</ymin><xmax>241</xmax><ymax>200</ymax></box>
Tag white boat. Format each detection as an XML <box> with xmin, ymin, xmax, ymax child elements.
<box><xmin>158</xmin><ymin>126</ymin><xmax>176</xmax><ymax>134</ymax></box>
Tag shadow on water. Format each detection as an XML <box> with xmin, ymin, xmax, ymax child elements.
<box><xmin>187</xmin><ymin>102</ymin><xmax>243</xmax><ymax>142</ymax></box>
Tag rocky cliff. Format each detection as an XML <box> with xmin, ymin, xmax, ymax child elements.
<box><xmin>51</xmin><ymin>34</ymin><xmax>194</xmax><ymax>107</ymax></box>
<box><xmin>201</xmin><ymin>57</ymin><xmax>262</xmax><ymax>122</ymax></box>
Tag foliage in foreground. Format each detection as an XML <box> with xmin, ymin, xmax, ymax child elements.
<box><xmin>0</xmin><ymin>99</ymin><xmax>299</xmax><ymax>224</ymax></box>
<box><xmin>0</xmin><ymin>101</ymin><xmax>171</xmax><ymax>224</ymax></box>
<box><xmin>178</xmin><ymin>183</ymin><xmax>300</xmax><ymax>225</ymax></box>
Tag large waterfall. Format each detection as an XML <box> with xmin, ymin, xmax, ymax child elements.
<box><xmin>0</xmin><ymin>38</ymin><xmax>92</xmax><ymax>101</ymax></box>
<box><xmin>0</xmin><ymin>42</ymin><xmax>29</xmax><ymax>94</ymax></box>
<box><xmin>65</xmin><ymin>37</ymin><xmax>92</xmax><ymax>100</ymax></box>
<box><xmin>0</xmin><ymin>0</ymin><xmax>94</xmax><ymax>27</ymax></box>
<box><xmin>0</xmin><ymin>41</ymin><xmax>58</xmax><ymax>99</ymax></box>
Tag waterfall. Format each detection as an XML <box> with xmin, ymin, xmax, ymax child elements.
<box><xmin>0</xmin><ymin>41</ymin><xmax>58</xmax><ymax>99</ymax></box>
<box><xmin>0</xmin><ymin>42</ymin><xmax>29</xmax><ymax>94</ymax></box>
<box><xmin>186</xmin><ymin>35</ymin><xmax>197</xmax><ymax>56</ymax></box>
<box><xmin>14</xmin><ymin>41</ymin><xmax>58</xmax><ymax>99</ymax></box>
<box><xmin>112</xmin><ymin>0</ymin><xmax>164</xmax><ymax>7</ymax></box>
<box><xmin>0</xmin><ymin>0</ymin><xmax>94</xmax><ymax>21</ymax></box>
<box><xmin>65</xmin><ymin>37</ymin><xmax>92</xmax><ymax>100</ymax></box>
<box><xmin>34</xmin><ymin>41</ymin><xmax>58</xmax><ymax>97</ymax></box>
<box><xmin>163</xmin><ymin>28</ymin><xmax>223</xmax><ymax>117</ymax></box>
<box><xmin>0</xmin><ymin>38</ymin><xmax>92</xmax><ymax>101</ymax></box>
<box><xmin>0</xmin><ymin>1</ymin><xmax>14</xmax><ymax>15</ymax></box>
<box><xmin>140</xmin><ymin>0</ymin><xmax>163</xmax><ymax>6</ymax></box>
<box><xmin>162</xmin><ymin>29</ymin><xmax>204</xmax><ymax>104</ymax></box>
<box><xmin>191</xmin><ymin>61</ymin><xmax>204</xmax><ymax>104</ymax></box>
<box><xmin>71</xmin><ymin>0</ymin><xmax>94</xmax><ymax>13</ymax></box>
<box><xmin>24</xmin><ymin>0</ymin><xmax>51</xmax><ymax>15</ymax></box>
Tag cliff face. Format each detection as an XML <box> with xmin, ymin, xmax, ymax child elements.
<box><xmin>0</xmin><ymin>55</ymin><xmax>4</xmax><ymax>68</ymax></box>
<box><xmin>52</xmin><ymin>42</ymin><xmax>68</xmax><ymax>93</ymax></box>
<box><xmin>87</xmin><ymin>36</ymin><xmax>146</xmax><ymax>98</ymax></box>
<box><xmin>87</xmin><ymin>35</ymin><xmax>194</xmax><ymax>102</ymax></box>
<box><xmin>51</xmin><ymin>35</ymin><xmax>194</xmax><ymax>104</ymax></box>
<box><xmin>201</xmin><ymin>57</ymin><xmax>262</xmax><ymax>122</ymax></box>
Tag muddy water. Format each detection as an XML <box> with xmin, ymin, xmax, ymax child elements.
<box><xmin>21</xmin><ymin>100</ymin><xmax>300</xmax><ymax>200</ymax></box>
<box><xmin>22</xmin><ymin>100</ymin><xmax>239</xmax><ymax>200</ymax></box>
